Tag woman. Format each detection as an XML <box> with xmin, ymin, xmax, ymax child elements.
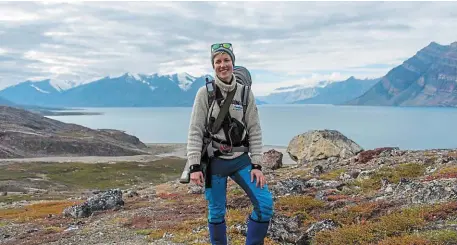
<box><xmin>186</xmin><ymin>43</ymin><xmax>274</xmax><ymax>245</ymax></box>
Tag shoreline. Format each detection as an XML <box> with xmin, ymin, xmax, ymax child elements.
<box><xmin>0</xmin><ymin>143</ymin><xmax>296</xmax><ymax>165</ymax></box>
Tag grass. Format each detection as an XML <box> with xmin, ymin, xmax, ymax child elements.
<box><xmin>145</xmin><ymin>217</ymin><xmax>209</xmax><ymax>244</ymax></box>
<box><xmin>313</xmin><ymin>202</ymin><xmax>457</xmax><ymax>245</ymax></box>
<box><xmin>0</xmin><ymin>158</ymin><xmax>186</xmax><ymax>192</ymax></box>
<box><xmin>425</xmin><ymin>166</ymin><xmax>457</xmax><ymax>181</ymax></box>
<box><xmin>0</xmin><ymin>200</ymin><xmax>83</xmax><ymax>222</ymax></box>
<box><xmin>319</xmin><ymin>169</ymin><xmax>345</xmax><ymax>181</ymax></box>
<box><xmin>319</xmin><ymin>201</ymin><xmax>393</xmax><ymax>225</ymax></box>
<box><xmin>354</xmin><ymin>163</ymin><xmax>427</xmax><ymax>193</ymax></box>
<box><xmin>276</xmin><ymin>195</ymin><xmax>325</xmax><ymax>218</ymax></box>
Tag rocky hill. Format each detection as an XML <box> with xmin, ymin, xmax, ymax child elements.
<box><xmin>347</xmin><ymin>41</ymin><xmax>457</xmax><ymax>107</ymax></box>
<box><xmin>0</xmin><ymin>129</ymin><xmax>456</xmax><ymax>245</ymax></box>
<box><xmin>0</xmin><ymin>106</ymin><xmax>149</xmax><ymax>158</ymax></box>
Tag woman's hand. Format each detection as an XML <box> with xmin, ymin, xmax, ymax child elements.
<box><xmin>190</xmin><ymin>171</ymin><xmax>205</xmax><ymax>186</ymax></box>
<box><xmin>250</xmin><ymin>169</ymin><xmax>266</xmax><ymax>188</ymax></box>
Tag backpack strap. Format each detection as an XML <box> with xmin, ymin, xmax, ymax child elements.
<box><xmin>211</xmin><ymin>85</ymin><xmax>237</xmax><ymax>134</ymax></box>
<box><xmin>205</xmin><ymin>78</ymin><xmax>216</xmax><ymax>108</ymax></box>
<box><xmin>241</xmin><ymin>85</ymin><xmax>250</xmax><ymax>125</ymax></box>
<box><xmin>240</xmin><ymin>84</ymin><xmax>250</xmax><ymax>146</ymax></box>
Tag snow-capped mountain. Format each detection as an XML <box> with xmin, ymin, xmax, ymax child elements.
<box><xmin>258</xmin><ymin>77</ymin><xmax>380</xmax><ymax>104</ymax></box>
<box><xmin>0</xmin><ymin>79</ymin><xmax>63</xmax><ymax>106</ymax></box>
<box><xmin>0</xmin><ymin>73</ymin><xmax>211</xmax><ymax>107</ymax></box>
<box><xmin>258</xmin><ymin>80</ymin><xmax>330</xmax><ymax>104</ymax></box>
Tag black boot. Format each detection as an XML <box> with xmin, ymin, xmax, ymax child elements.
<box><xmin>208</xmin><ymin>221</ymin><xmax>227</xmax><ymax>245</ymax></box>
<box><xmin>246</xmin><ymin>217</ymin><xmax>270</xmax><ymax>245</ymax></box>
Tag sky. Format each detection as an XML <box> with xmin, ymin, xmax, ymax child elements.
<box><xmin>0</xmin><ymin>2</ymin><xmax>457</xmax><ymax>96</ymax></box>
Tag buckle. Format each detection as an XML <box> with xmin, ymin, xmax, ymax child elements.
<box><xmin>219</xmin><ymin>144</ymin><xmax>233</xmax><ymax>154</ymax></box>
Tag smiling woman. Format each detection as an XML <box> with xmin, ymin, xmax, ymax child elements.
<box><xmin>185</xmin><ymin>43</ymin><xmax>274</xmax><ymax>245</ymax></box>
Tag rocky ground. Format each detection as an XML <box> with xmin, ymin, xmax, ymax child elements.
<box><xmin>1</xmin><ymin>123</ymin><xmax>456</xmax><ymax>244</ymax></box>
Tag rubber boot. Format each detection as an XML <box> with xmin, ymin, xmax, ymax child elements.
<box><xmin>245</xmin><ymin>217</ymin><xmax>270</xmax><ymax>245</ymax></box>
<box><xmin>208</xmin><ymin>221</ymin><xmax>227</xmax><ymax>245</ymax></box>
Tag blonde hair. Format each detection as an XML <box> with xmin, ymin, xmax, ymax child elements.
<box><xmin>212</xmin><ymin>51</ymin><xmax>232</xmax><ymax>66</ymax></box>
<box><xmin>212</xmin><ymin>51</ymin><xmax>232</xmax><ymax>59</ymax></box>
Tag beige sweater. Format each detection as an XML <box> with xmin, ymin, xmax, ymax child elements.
<box><xmin>186</xmin><ymin>74</ymin><xmax>263</xmax><ymax>167</ymax></box>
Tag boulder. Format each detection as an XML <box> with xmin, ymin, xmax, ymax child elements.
<box><xmin>287</xmin><ymin>130</ymin><xmax>363</xmax><ymax>165</ymax></box>
<box><xmin>63</xmin><ymin>189</ymin><xmax>124</xmax><ymax>218</ymax></box>
<box><xmin>263</xmin><ymin>149</ymin><xmax>283</xmax><ymax>170</ymax></box>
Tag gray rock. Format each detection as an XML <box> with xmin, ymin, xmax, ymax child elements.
<box><xmin>126</xmin><ymin>190</ymin><xmax>139</xmax><ymax>198</ymax></box>
<box><xmin>271</xmin><ymin>178</ymin><xmax>309</xmax><ymax>196</ymax></box>
<box><xmin>188</xmin><ymin>184</ymin><xmax>204</xmax><ymax>194</ymax></box>
<box><xmin>63</xmin><ymin>189</ymin><xmax>124</xmax><ymax>218</ymax></box>
<box><xmin>287</xmin><ymin>130</ymin><xmax>363</xmax><ymax>165</ymax></box>
<box><xmin>304</xmin><ymin>219</ymin><xmax>339</xmax><ymax>240</ymax></box>
<box><xmin>262</xmin><ymin>149</ymin><xmax>283</xmax><ymax>170</ymax></box>
<box><xmin>380</xmin><ymin>179</ymin><xmax>457</xmax><ymax>204</ymax></box>
<box><xmin>268</xmin><ymin>214</ymin><xmax>307</xmax><ymax>244</ymax></box>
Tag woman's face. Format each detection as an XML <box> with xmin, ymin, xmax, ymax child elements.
<box><xmin>213</xmin><ymin>52</ymin><xmax>233</xmax><ymax>82</ymax></box>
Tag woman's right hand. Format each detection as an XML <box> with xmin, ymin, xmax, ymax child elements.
<box><xmin>190</xmin><ymin>171</ymin><xmax>205</xmax><ymax>186</ymax></box>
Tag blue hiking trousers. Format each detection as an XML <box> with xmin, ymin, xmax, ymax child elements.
<box><xmin>204</xmin><ymin>153</ymin><xmax>274</xmax><ymax>224</ymax></box>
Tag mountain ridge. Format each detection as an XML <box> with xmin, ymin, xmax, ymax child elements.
<box><xmin>347</xmin><ymin>41</ymin><xmax>457</xmax><ymax>107</ymax></box>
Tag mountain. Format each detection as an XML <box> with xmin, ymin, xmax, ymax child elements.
<box><xmin>0</xmin><ymin>79</ymin><xmax>69</xmax><ymax>107</ymax></box>
<box><xmin>55</xmin><ymin>73</ymin><xmax>209</xmax><ymax>107</ymax></box>
<box><xmin>295</xmin><ymin>77</ymin><xmax>380</xmax><ymax>104</ymax></box>
<box><xmin>0</xmin><ymin>96</ymin><xmax>15</xmax><ymax>106</ymax></box>
<box><xmin>258</xmin><ymin>77</ymin><xmax>379</xmax><ymax>105</ymax></box>
<box><xmin>347</xmin><ymin>41</ymin><xmax>457</xmax><ymax>107</ymax></box>
<box><xmin>258</xmin><ymin>81</ymin><xmax>330</xmax><ymax>104</ymax></box>
<box><xmin>0</xmin><ymin>73</ymin><xmax>211</xmax><ymax>107</ymax></box>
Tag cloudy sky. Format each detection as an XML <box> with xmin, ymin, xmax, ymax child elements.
<box><xmin>1</xmin><ymin>1</ymin><xmax>457</xmax><ymax>96</ymax></box>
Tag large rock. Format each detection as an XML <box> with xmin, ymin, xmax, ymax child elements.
<box><xmin>263</xmin><ymin>149</ymin><xmax>283</xmax><ymax>170</ymax></box>
<box><xmin>63</xmin><ymin>189</ymin><xmax>124</xmax><ymax>218</ymax></box>
<box><xmin>287</xmin><ymin>130</ymin><xmax>363</xmax><ymax>165</ymax></box>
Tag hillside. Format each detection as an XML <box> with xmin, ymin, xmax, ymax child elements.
<box><xmin>347</xmin><ymin>41</ymin><xmax>457</xmax><ymax>107</ymax></box>
<box><xmin>0</xmin><ymin>106</ymin><xmax>149</xmax><ymax>158</ymax></box>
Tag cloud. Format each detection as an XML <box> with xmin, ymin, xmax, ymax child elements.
<box><xmin>0</xmin><ymin>1</ymin><xmax>457</xmax><ymax>95</ymax></box>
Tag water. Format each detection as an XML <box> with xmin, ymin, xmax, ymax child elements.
<box><xmin>46</xmin><ymin>104</ymin><xmax>457</xmax><ymax>150</ymax></box>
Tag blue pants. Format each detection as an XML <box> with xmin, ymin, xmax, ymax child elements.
<box><xmin>204</xmin><ymin>153</ymin><xmax>274</xmax><ymax>224</ymax></box>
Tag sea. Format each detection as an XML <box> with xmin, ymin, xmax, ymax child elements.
<box><xmin>46</xmin><ymin>104</ymin><xmax>457</xmax><ymax>151</ymax></box>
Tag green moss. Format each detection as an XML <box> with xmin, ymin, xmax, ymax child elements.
<box><xmin>320</xmin><ymin>169</ymin><xmax>345</xmax><ymax>181</ymax></box>
<box><xmin>355</xmin><ymin>163</ymin><xmax>426</xmax><ymax>193</ymax></box>
<box><xmin>377</xmin><ymin>234</ymin><xmax>430</xmax><ymax>245</ymax></box>
<box><xmin>276</xmin><ymin>195</ymin><xmax>325</xmax><ymax>217</ymax></box>
<box><xmin>0</xmin><ymin>158</ymin><xmax>186</xmax><ymax>191</ymax></box>
<box><xmin>422</xmin><ymin>229</ymin><xmax>457</xmax><ymax>244</ymax></box>
<box><xmin>313</xmin><ymin>204</ymin><xmax>432</xmax><ymax>245</ymax></box>
<box><xmin>135</xmin><ymin>229</ymin><xmax>155</xmax><ymax>236</ymax></box>
<box><xmin>0</xmin><ymin>194</ymin><xmax>33</xmax><ymax>203</ymax></box>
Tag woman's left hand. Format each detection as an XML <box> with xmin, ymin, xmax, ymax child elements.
<box><xmin>251</xmin><ymin>169</ymin><xmax>266</xmax><ymax>189</ymax></box>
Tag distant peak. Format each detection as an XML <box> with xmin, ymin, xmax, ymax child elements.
<box><xmin>451</xmin><ymin>41</ymin><xmax>457</xmax><ymax>48</ymax></box>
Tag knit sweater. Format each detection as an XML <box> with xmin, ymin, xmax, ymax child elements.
<box><xmin>186</xmin><ymin>74</ymin><xmax>263</xmax><ymax>167</ymax></box>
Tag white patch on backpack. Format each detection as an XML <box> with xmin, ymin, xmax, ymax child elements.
<box><xmin>233</xmin><ymin>104</ymin><xmax>243</xmax><ymax>111</ymax></box>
